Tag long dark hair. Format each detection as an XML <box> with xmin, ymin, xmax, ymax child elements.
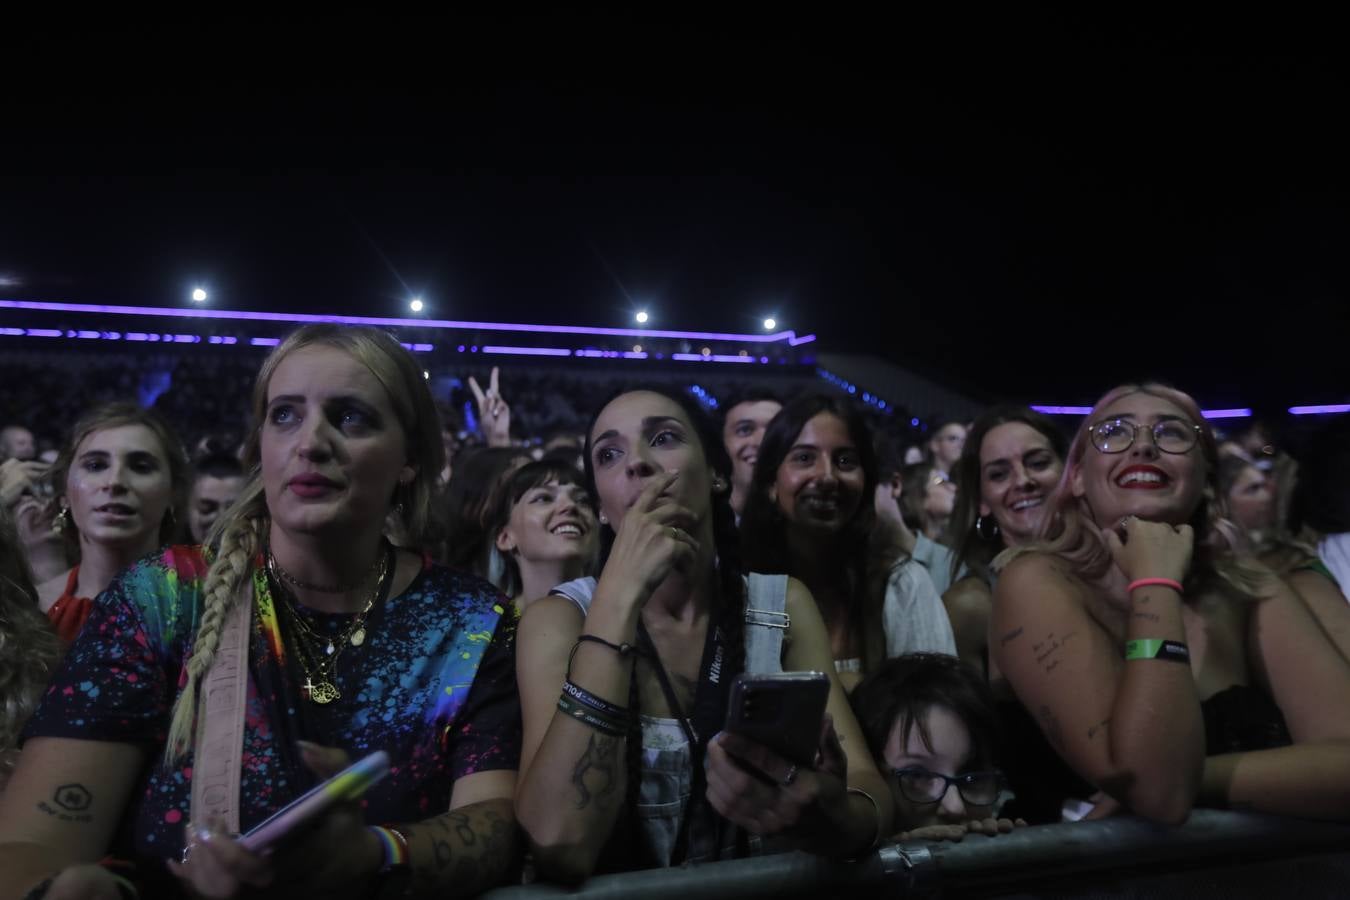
<box><xmin>947</xmin><ymin>405</ymin><xmax>1068</xmax><ymax>587</ymax></box>
<box><xmin>739</xmin><ymin>394</ymin><xmax>887</xmax><ymax>672</ymax></box>
<box><xmin>582</xmin><ymin>386</ymin><xmax>746</xmax><ymax>867</ymax></box>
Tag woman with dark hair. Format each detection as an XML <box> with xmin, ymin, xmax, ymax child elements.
<box><xmin>486</xmin><ymin>459</ymin><xmax>598</xmax><ymax>611</ymax></box>
<box><xmin>514</xmin><ymin>387</ymin><xmax>891</xmax><ymax>881</ymax></box>
<box><xmin>0</xmin><ymin>326</ymin><xmax>521</xmax><ymax>899</ymax></box>
<box><xmin>36</xmin><ymin>401</ymin><xmax>189</xmax><ymax>643</ymax></box>
<box><xmin>991</xmin><ymin>383</ymin><xmax>1350</xmax><ymax>825</ymax></box>
<box><xmin>851</xmin><ymin>654</ymin><xmax>1023</xmax><ymax>842</ymax></box>
<box><xmin>440</xmin><ymin>446</ymin><xmax>532</xmax><ymax>582</ymax></box>
<box><xmin>941</xmin><ymin>406</ymin><xmax>1068</xmax><ymax>675</ymax></box>
<box><xmin>741</xmin><ymin>395</ymin><xmax>954</xmax><ymax>690</ymax></box>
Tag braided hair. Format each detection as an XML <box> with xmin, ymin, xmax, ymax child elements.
<box><xmin>164</xmin><ymin>325</ymin><xmax>445</xmax><ymax>763</ymax></box>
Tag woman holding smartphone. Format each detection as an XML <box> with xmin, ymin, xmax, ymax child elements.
<box><xmin>0</xmin><ymin>326</ymin><xmax>521</xmax><ymax>900</ymax></box>
<box><xmin>514</xmin><ymin>387</ymin><xmax>892</xmax><ymax>881</ymax></box>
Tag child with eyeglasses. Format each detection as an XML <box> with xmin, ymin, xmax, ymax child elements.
<box><xmin>850</xmin><ymin>653</ymin><xmax>1024</xmax><ymax>842</ymax></box>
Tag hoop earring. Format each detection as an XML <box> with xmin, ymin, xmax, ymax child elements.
<box><xmin>976</xmin><ymin>515</ymin><xmax>1000</xmax><ymax>542</ymax></box>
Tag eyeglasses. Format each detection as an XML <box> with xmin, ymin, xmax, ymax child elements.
<box><xmin>891</xmin><ymin>766</ymin><xmax>1002</xmax><ymax>806</ymax></box>
<box><xmin>1088</xmin><ymin>418</ymin><xmax>1201</xmax><ymax>455</ymax></box>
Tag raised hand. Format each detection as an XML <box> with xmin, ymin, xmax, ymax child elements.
<box><xmin>468</xmin><ymin>367</ymin><xmax>512</xmax><ymax>448</ymax></box>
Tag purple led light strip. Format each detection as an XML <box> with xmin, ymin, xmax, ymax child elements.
<box><xmin>482</xmin><ymin>346</ymin><xmax>572</xmax><ymax>357</ymax></box>
<box><xmin>1290</xmin><ymin>404</ymin><xmax>1350</xmax><ymax>415</ymax></box>
<box><xmin>0</xmin><ymin>329</ymin><xmax>772</xmax><ymax>364</ymax></box>
<box><xmin>0</xmin><ymin>299</ymin><xmax>816</xmax><ymax>346</ymax></box>
<box><xmin>1034</xmin><ymin>405</ymin><xmax>1253</xmax><ymax>419</ymax></box>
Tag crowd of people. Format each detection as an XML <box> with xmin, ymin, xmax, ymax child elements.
<box><xmin>0</xmin><ymin>325</ymin><xmax>1347</xmax><ymax>899</ymax></box>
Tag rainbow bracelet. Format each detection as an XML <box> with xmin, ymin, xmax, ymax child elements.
<box><xmin>368</xmin><ymin>825</ymin><xmax>410</xmax><ymax>872</ymax></box>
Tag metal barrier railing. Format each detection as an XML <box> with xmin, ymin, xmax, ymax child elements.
<box><xmin>482</xmin><ymin>811</ymin><xmax>1350</xmax><ymax>899</ymax></box>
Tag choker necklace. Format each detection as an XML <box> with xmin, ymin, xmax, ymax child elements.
<box><xmin>271</xmin><ymin>544</ymin><xmax>391</xmax><ymax>704</ymax></box>
<box><xmin>267</xmin><ymin>547</ymin><xmax>385</xmax><ymax>594</ymax></box>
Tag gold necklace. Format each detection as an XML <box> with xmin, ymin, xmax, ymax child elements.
<box><xmin>273</xmin><ymin>548</ymin><xmax>390</xmax><ymax>704</ymax></box>
<box><xmin>267</xmin><ymin>547</ymin><xmax>384</xmax><ymax>593</ymax></box>
<box><xmin>270</xmin><ymin>550</ymin><xmax>388</xmax><ymax>654</ymax></box>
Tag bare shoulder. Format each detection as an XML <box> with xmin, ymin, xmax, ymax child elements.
<box><xmin>518</xmin><ymin>594</ymin><xmax>586</xmax><ymax>641</ymax></box>
<box><xmin>994</xmin><ymin>551</ymin><xmax>1080</xmax><ymax>604</ymax></box>
<box><xmin>943</xmin><ymin>575</ymin><xmax>992</xmax><ymax>611</ymax></box>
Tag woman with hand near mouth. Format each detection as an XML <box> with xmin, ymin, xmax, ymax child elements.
<box><xmin>515</xmin><ymin>387</ymin><xmax>891</xmax><ymax>879</ymax></box>
<box><xmin>741</xmin><ymin>395</ymin><xmax>955</xmax><ymax>691</ymax></box>
<box><xmin>940</xmin><ymin>406</ymin><xmax>1068</xmax><ymax>676</ymax></box>
<box><xmin>36</xmin><ymin>402</ymin><xmax>188</xmax><ymax>643</ymax></box>
<box><xmin>486</xmin><ymin>459</ymin><xmax>598</xmax><ymax>613</ymax></box>
<box><xmin>990</xmin><ymin>383</ymin><xmax>1350</xmax><ymax>825</ymax></box>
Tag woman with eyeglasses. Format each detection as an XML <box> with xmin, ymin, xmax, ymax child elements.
<box><xmin>851</xmin><ymin>654</ymin><xmax>1024</xmax><ymax>843</ymax></box>
<box><xmin>939</xmin><ymin>406</ymin><xmax>1069</xmax><ymax>676</ymax></box>
<box><xmin>990</xmin><ymin>383</ymin><xmax>1350</xmax><ymax>825</ymax></box>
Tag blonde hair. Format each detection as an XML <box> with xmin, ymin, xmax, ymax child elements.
<box><xmin>164</xmin><ymin>325</ymin><xmax>445</xmax><ymax>762</ymax></box>
<box><xmin>997</xmin><ymin>383</ymin><xmax>1268</xmax><ymax>600</ymax></box>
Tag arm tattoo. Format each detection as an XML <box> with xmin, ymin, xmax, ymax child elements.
<box><xmin>571</xmin><ymin>732</ymin><xmax>622</xmax><ymax>811</ymax></box>
<box><xmin>1000</xmin><ymin>626</ymin><xmax>1025</xmax><ymax>646</ymax></box>
<box><xmin>1086</xmin><ymin>719</ymin><xmax>1111</xmax><ymax>740</ymax></box>
<box><xmin>36</xmin><ymin>783</ymin><xmax>94</xmax><ymax>824</ymax></box>
<box><xmin>1032</xmin><ymin>630</ymin><xmax>1080</xmax><ymax>674</ymax></box>
<box><xmin>406</xmin><ymin>800</ymin><xmax>519</xmax><ymax>896</ymax></box>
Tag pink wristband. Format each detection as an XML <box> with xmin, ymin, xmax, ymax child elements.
<box><xmin>1127</xmin><ymin>578</ymin><xmax>1183</xmax><ymax>595</ymax></box>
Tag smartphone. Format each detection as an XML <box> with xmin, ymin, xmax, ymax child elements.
<box><xmin>238</xmin><ymin>750</ymin><xmax>390</xmax><ymax>852</ymax></box>
<box><xmin>724</xmin><ymin>672</ymin><xmax>830</xmax><ymax>768</ymax></box>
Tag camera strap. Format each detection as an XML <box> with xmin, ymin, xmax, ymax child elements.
<box><xmin>636</xmin><ymin>601</ymin><xmax>732</xmax><ymax>862</ymax></box>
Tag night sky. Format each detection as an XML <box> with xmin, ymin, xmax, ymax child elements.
<box><xmin>3</xmin><ymin>14</ymin><xmax>1345</xmax><ymax>415</ymax></box>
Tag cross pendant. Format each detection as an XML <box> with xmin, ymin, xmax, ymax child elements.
<box><xmin>303</xmin><ymin>677</ymin><xmax>315</xmax><ymax>699</ymax></box>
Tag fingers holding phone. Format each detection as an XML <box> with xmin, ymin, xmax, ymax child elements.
<box><xmin>705</xmin><ymin>673</ymin><xmax>848</xmax><ymax>839</ymax></box>
<box><xmin>169</xmin><ymin>818</ymin><xmax>275</xmax><ymax>897</ymax></box>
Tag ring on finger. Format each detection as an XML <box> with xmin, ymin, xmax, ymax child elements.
<box><xmin>780</xmin><ymin>764</ymin><xmax>799</xmax><ymax>787</ymax></box>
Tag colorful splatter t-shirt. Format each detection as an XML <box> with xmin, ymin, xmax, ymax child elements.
<box><xmin>22</xmin><ymin>545</ymin><xmax>520</xmax><ymax>873</ymax></box>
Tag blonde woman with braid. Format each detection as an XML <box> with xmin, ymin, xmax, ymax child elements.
<box><xmin>0</xmin><ymin>326</ymin><xmax>521</xmax><ymax>900</ymax></box>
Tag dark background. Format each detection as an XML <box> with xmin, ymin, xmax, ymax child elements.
<box><xmin>2</xmin><ymin>12</ymin><xmax>1345</xmax><ymax>415</ymax></box>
